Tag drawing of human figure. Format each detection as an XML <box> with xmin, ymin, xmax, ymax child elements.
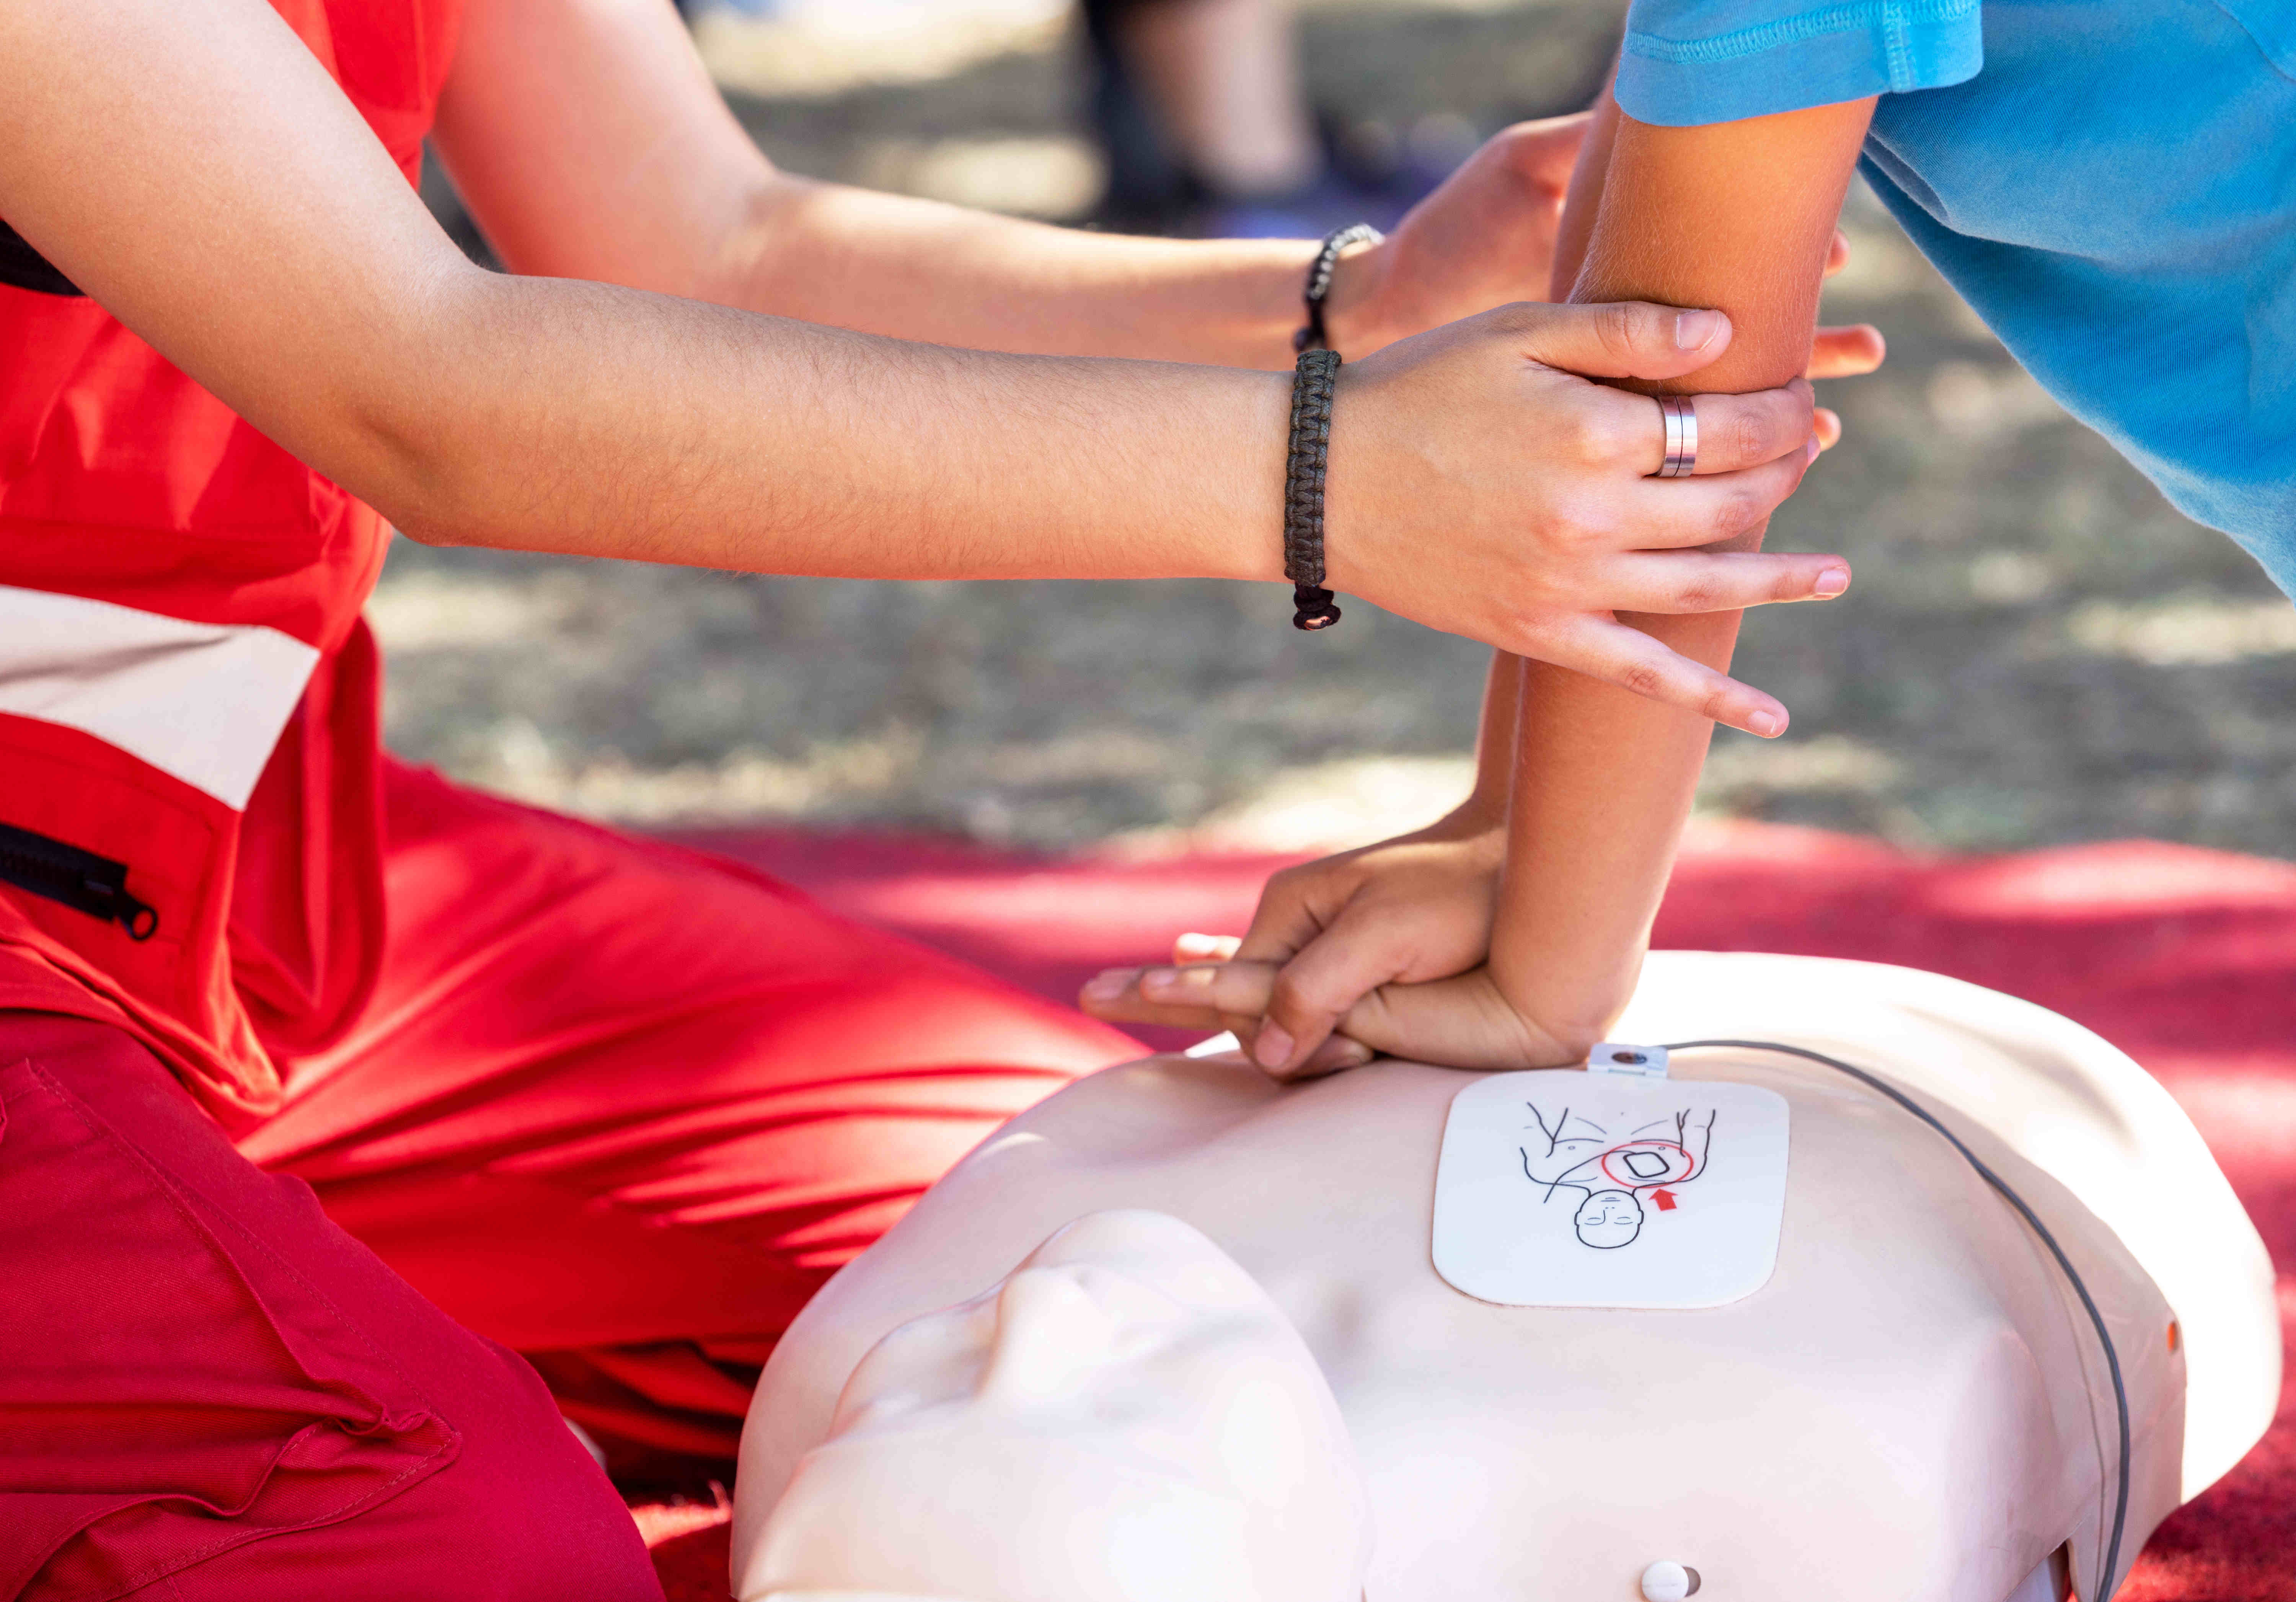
<box><xmin>1520</xmin><ymin>1105</ymin><xmax>1717</xmax><ymax>1250</ymax></box>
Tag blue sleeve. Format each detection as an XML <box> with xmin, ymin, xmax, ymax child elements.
<box><xmin>1614</xmin><ymin>0</ymin><xmax>1983</xmax><ymax>127</ymax></box>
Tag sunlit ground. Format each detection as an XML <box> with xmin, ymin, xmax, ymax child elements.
<box><xmin>388</xmin><ymin>0</ymin><xmax>2296</xmax><ymax>858</ymax></box>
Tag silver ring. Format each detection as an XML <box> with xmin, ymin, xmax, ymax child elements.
<box><xmin>1654</xmin><ymin>394</ymin><xmax>1698</xmax><ymax>478</ymax></box>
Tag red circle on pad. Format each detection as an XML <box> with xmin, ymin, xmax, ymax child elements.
<box><xmin>1600</xmin><ymin>1140</ymin><xmax>1694</xmax><ymax>1188</ymax></box>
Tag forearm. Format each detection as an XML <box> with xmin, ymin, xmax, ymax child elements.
<box><xmin>1448</xmin><ymin>652</ymin><xmax>1524</xmax><ymax>833</ymax></box>
<box><xmin>711</xmin><ymin>179</ymin><xmax>1324</xmax><ymax>368</ymax></box>
<box><xmin>1486</xmin><ymin>95</ymin><xmax>1874</xmax><ymax>1050</ymax></box>
<box><xmin>435</xmin><ymin>0</ymin><xmax>1331</xmax><ymax>368</ymax></box>
<box><xmin>367</xmin><ymin>267</ymin><xmax>1292</xmax><ymax>579</ymax></box>
<box><xmin>1488</xmin><ymin>651</ymin><xmax>1720</xmax><ymax>1053</ymax></box>
<box><xmin>1443</xmin><ymin>94</ymin><xmax>1618</xmax><ymax>857</ymax></box>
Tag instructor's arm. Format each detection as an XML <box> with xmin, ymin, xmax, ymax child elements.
<box><xmin>438</xmin><ymin>0</ymin><xmax>1889</xmax><ymax>378</ymax></box>
<box><xmin>433</xmin><ymin>0</ymin><xmax>1385</xmax><ymax>367</ymax></box>
<box><xmin>0</xmin><ymin>0</ymin><xmax>1838</xmax><ymax>710</ymax></box>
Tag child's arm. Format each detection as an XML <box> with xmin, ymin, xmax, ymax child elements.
<box><xmin>1462</xmin><ymin>95</ymin><xmax>1879</xmax><ymax>1064</ymax></box>
<box><xmin>1086</xmin><ymin>94</ymin><xmax>1877</xmax><ymax>1070</ymax></box>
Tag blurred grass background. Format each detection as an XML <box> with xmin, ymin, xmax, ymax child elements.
<box><xmin>389</xmin><ymin>0</ymin><xmax>2296</xmax><ymax>859</ymax></box>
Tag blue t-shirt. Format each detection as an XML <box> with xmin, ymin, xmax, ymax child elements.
<box><xmin>1614</xmin><ymin>0</ymin><xmax>2296</xmax><ymax>597</ymax></box>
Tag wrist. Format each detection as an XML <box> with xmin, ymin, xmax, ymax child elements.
<box><xmin>1394</xmin><ymin>783</ymin><xmax>1509</xmax><ymax>849</ymax></box>
<box><xmin>1227</xmin><ymin>241</ymin><xmax>1330</xmax><ymax>371</ymax></box>
<box><xmin>1196</xmin><ymin>365</ymin><xmax>1297</xmax><ymax>585</ymax></box>
<box><xmin>1316</xmin><ymin>238</ymin><xmax>1396</xmax><ymax>358</ymax></box>
<box><xmin>1427</xmin><ymin>795</ymin><xmax>1509</xmax><ymax>845</ymax></box>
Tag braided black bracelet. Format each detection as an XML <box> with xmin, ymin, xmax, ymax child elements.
<box><xmin>1284</xmin><ymin>347</ymin><xmax>1343</xmax><ymax>631</ymax></box>
<box><xmin>1293</xmin><ymin>222</ymin><xmax>1383</xmax><ymax>354</ymax></box>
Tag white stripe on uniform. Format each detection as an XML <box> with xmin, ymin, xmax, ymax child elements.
<box><xmin>0</xmin><ymin>584</ymin><xmax>320</xmax><ymax>810</ymax></box>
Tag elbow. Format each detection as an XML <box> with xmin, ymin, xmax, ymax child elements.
<box><xmin>385</xmin><ymin>505</ymin><xmax>461</xmax><ymax>548</ymax></box>
<box><xmin>688</xmin><ymin>169</ymin><xmax>813</xmax><ymax>309</ymax></box>
<box><xmin>317</xmin><ymin>262</ymin><xmax>515</xmax><ymax>551</ymax></box>
<box><xmin>387</xmin><ymin>504</ymin><xmax>478</xmax><ymax>549</ymax></box>
<box><xmin>340</xmin><ymin>433</ymin><xmax>483</xmax><ymax>549</ymax></box>
<box><xmin>324</xmin><ymin>362</ymin><xmax>501</xmax><ymax>551</ymax></box>
<box><xmin>184</xmin><ymin>250</ymin><xmax>513</xmax><ymax>550</ymax></box>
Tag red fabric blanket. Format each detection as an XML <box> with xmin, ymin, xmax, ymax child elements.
<box><xmin>642</xmin><ymin>821</ymin><xmax>2296</xmax><ymax>1600</ymax></box>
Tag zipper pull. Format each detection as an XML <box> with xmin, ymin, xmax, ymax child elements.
<box><xmin>0</xmin><ymin>820</ymin><xmax>160</xmax><ymax>941</ymax></box>
<box><xmin>83</xmin><ymin>875</ymin><xmax>159</xmax><ymax>941</ymax></box>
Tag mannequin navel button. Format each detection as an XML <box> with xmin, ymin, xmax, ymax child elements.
<box><xmin>1640</xmin><ymin>1560</ymin><xmax>1702</xmax><ymax>1601</ymax></box>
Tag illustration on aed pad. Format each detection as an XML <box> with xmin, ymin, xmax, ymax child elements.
<box><xmin>1520</xmin><ymin>1104</ymin><xmax>1717</xmax><ymax>1249</ymax></box>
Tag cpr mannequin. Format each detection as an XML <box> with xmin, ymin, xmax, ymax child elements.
<box><xmin>735</xmin><ymin>950</ymin><xmax>2279</xmax><ymax>1602</ymax></box>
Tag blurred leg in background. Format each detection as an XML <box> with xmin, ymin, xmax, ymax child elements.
<box><xmin>659</xmin><ymin>0</ymin><xmax>1486</xmax><ymax>238</ymax></box>
<box><xmin>1084</xmin><ymin>0</ymin><xmax>1323</xmax><ymax>233</ymax></box>
<box><xmin>1085</xmin><ymin>0</ymin><xmax>1444</xmax><ymax>236</ymax></box>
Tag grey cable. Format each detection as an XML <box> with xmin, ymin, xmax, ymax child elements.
<box><xmin>1660</xmin><ymin>1039</ymin><xmax>2131</xmax><ymax>1602</ymax></box>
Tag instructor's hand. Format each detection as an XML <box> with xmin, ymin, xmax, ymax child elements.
<box><xmin>1324</xmin><ymin>111</ymin><xmax>1887</xmax><ymax>394</ymax></box>
<box><xmin>1330</xmin><ymin>300</ymin><xmax>1844</xmax><ymax>736</ymax></box>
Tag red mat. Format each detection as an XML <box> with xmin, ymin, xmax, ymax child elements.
<box><xmin>639</xmin><ymin>821</ymin><xmax>2296</xmax><ymax>1600</ymax></box>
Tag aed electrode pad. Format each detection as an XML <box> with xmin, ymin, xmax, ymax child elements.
<box><xmin>1432</xmin><ymin>1070</ymin><xmax>1790</xmax><ymax>1309</ymax></box>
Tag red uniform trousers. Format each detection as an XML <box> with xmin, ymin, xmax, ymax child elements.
<box><xmin>1</xmin><ymin>758</ymin><xmax>1140</xmax><ymax>1599</ymax></box>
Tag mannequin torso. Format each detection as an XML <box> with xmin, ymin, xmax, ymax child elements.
<box><xmin>738</xmin><ymin>953</ymin><xmax>2277</xmax><ymax>1602</ymax></box>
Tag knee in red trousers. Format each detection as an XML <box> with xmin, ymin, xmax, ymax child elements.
<box><xmin>0</xmin><ymin>1014</ymin><xmax>664</xmax><ymax>1602</ymax></box>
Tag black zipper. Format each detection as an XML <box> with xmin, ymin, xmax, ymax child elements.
<box><xmin>0</xmin><ymin>820</ymin><xmax>158</xmax><ymax>940</ymax></box>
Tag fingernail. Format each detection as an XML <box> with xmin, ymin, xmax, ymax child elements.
<box><xmin>1081</xmin><ymin>970</ymin><xmax>1132</xmax><ymax>1001</ymax></box>
<box><xmin>1674</xmin><ymin>310</ymin><xmax>1726</xmax><ymax>350</ymax></box>
<box><xmin>1152</xmin><ymin>966</ymin><xmax>1221</xmax><ymax>996</ymax></box>
<box><xmin>1813</xmin><ymin>566</ymin><xmax>1849</xmax><ymax>598</ymax></box>
<box><xmin>1805</xmin><ymin>435</ymin><xmax>1822</xmax><ymax>464</ymax></box>
<box><xmin>1748</xmin><ymin>711</ymin><xmax>1784</xmax><ymax>737</ymax></box>
<box><xmin>1253</xmin><ymin>1023</ymin><xmax>1295</xmax><ymax>1071</ymax></box>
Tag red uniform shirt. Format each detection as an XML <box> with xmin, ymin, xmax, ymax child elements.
<box><xmin>0</xmin><ymin>0</ymin><xmax>460</xmax><ymax>1122</ymax></box>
